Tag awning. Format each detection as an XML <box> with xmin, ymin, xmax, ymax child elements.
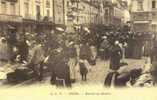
<box><xmin>23</xmin><ymin>19</ymin><xmax>36</xmax><ymax>24</ymax></box>
<box><xmin>133</xmin><ymin>21</ymin><xmax>150</xmax><ymax>24</ymax></box>
<box><xmin>56</xmin><ymin>27</ymin><xmax>64</xmax><ymax>32</ymax></box>
<box><xmin>55</xmin><ymin>24</ymin><xmax>66</xmax><ymax>32</ymax></box>
<box><xmin>7</xmin><ymin>25</ymin><xmax>16</xmax><ymax>30</ymax></box>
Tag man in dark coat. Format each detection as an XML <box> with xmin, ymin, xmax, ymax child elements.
<box><xmin>49</xmin><ymin>46</ymin><xmax>71</xmax><ymax>87</ymax></box>
<box><xmin>150</xmin><ymin>41</ymin><xmax>157</xmax><ymax>84</ymax></box>
<box><xmin>7</xmin><ymin>29</ymin><xmax>17</xmax><ymax>63</ymax></box>
<box><xmin>109</xmin><ymin>41</ymin><xmax>122</xmax><ymax>71</ymax></box>
<box><xmin>151</xmin><ymin>41</ymin><xmax>157</xmax><ymax>63</ymax></box>
<box><xmin>100</xmin><ymin>36</ymin><xmax>110</xmax><ymax>60</ymax></box>
<box><xmin>17</xmin><ymin>36</ymin><xmax>29</xmax><ymax>63</ymax></box>
<box><xmin>28</xmin><ymin>38</ymin><xmax>45</xmax><ymax>81</ymax></box>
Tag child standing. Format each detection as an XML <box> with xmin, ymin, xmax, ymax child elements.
<box><xmin>79</xmin><ymin>59</ymin><xmax>91</xmax><ymax>81</ymax></box>
<box><xmin>79</xmin><ymin>43</ymin><xmax>92</xmax><ymax>81</ymax></box>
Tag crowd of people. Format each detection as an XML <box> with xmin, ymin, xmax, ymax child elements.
<box><xmin>0</xmin><ymin>26</ymin><xmax>157</xmax><ymax>88</ymax></box>
<box><xmin>0</xmin><ymin>26</ymin><xmax>97</xmax><ymax>87</ymax></box>
<box><xmin>101</xmin><ymin>31</ymin><xmax>157</xmax><ymax>88</ymax></box>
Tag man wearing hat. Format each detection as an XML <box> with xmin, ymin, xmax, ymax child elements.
<box><xmin>100</xmin><ymin>36</ymin><xmax>109</xmax><ymax>60</ymax></box>
<box><xmin>28</xmin><ymin>36</ymin><xmax>46</xmax><ymax>81</ymax></box>
<box><xmin>7</xmin><ymin>27</ymin><xmax>17</xmax><ymax>63</ymax></box>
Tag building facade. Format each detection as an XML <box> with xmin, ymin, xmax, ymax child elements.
<box><xmin>53</xmin><ymin>0</ymin><xmax>65</xmax><ymax>25</ymax></box>
<box><xmin>65</xmin><ymin>0</ymin><xmax>101</xmax><ymax>32</ymax></box>
<box><xmin>0</xmin><ymin>0</ymin><xmax>129</xmax><ymax>34</ymax></box>
<box><xmin>77</xmin><ymin>0</ymin><xmax>100</xmax><ymax>25</ymax></box>
<box><xmin>0</xmin><ymin>0</ymin><xmax>101</xmax><ymax>33</ymax></box>
<box><xmin>102</xmin><ymin>0</ymin><xmax>127</xmax><ymax>28</ymax></box>
<box><xmin>0</xmin><ymin>0</ymin><xmax>21</xmax><ymax>33</ymax></box>
<box><xmin>131</xmin><ymin>0</ymin><xmax>157</xmax><ymax>33</ymax></box>
<box><xmin>129</xmin><ymin>0</ymin><xmax>157</xmax><ymax>58</ymax></box>
<box><xmin>0</xmin><ymin>0</ymin><xmax>54</xmax><ymax>34</ymax></box>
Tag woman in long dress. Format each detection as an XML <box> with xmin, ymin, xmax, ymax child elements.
<box><xmin>0</xmin><ymin>37</ymin><xmax>10</xmax><ymax>62</ymax></box>
<box><xmin>68</xmin><ymin>41</ymin><xmax>77</xmax><ymax>83</ymax></box>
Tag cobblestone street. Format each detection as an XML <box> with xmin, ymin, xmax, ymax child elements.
<box><xmin>73</xmin><ymin>58</ymin><xmax>146</xmax><ymax>86</ymax></box>
<box><xmin>0</xmin><ymin>58</ymin><xmax>145</xmax><ymax>88</ymax></box>
<box><xmin>0</xmin><ymin>58</ymin><xmax>154</xmax><ymax>99</ymax></box>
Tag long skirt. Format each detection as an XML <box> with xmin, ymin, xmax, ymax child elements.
<box><xmin>68</xmin><ymin>58</ymin><xmax>77</xmax><ymax>79</ymax></box>
<box><xmin>0</xmin><ymin>43</ymin><xmax>10</xmax><ymax>61</ymax></box>
<box><xmin>110</xmin><ymin>58</ymin><xmax>121</xmax><ymax>71</ymax></box>
<box><xmin>104</xmin><ymin>72</ymin><xmax>119</xmax><ymax>87</ymax></box>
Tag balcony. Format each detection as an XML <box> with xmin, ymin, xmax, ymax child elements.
<box><xmin>0</xmin><ymin>14</ymin><xmax>22</xmax><ymax>22</ymax></box>
<box><xmin>48</xmin><ymin>17</ymin><xmax>54</xmax><ymax>22</ymax></box>
<box><xmin>70</xmin><ymin>0</ymin><xmax>80</xmax><ymax>3</ymax></box>
<box><xmin>151</xmin><ymin>11</ymin><xmax>157</xmax><ymax>21</ymax></box>
<box><xmin>23</xmin><ymin>14</ymin><xmax>36</xmax><ymax>20</ymax></box>
<box><xmin>6</xmin><ymin>0</ymin><xmax>18</xmax><ymax>2</ymax></box>
<box><xmin>23</xmin><ymin>14</ymin><xmax>54</xmax><ymax>23</ymax></box>
<box><xmin>112</xmin><ymin>16</ymin><xmax>122</xmax><ymax>26</ymax></box>
<box><xmin>131</xmin><ymin>11</ymin><xmax>152</xmax><ymax>21</ymax></box>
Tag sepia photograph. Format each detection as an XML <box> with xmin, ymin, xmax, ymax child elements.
<box><xmin>0</xmin><ymin>0</ymin><xmax>157</xmax><ymax>100</ymax></box>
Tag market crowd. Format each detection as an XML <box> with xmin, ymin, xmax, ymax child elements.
<box><xmin>0</xmin><ymin>25</ymin><xmax>157</xmax><ymax>88</ymax></box>
<box><xmin>0</xmin><ymin>26</ymin><xmax>97</xmax><ymax>87</ymax></box>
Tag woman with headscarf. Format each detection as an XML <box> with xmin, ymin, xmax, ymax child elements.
<box><xmin>109</xmin><ymin>40</ymin><xmax>122</xmax><ymax>71</ymax></box>
<box><xmin>48</xmin><ymin>36</ymin><xmax>71</xmax><ymax>87</ymax></box>
<box><xmin>67</xmin><ymin>41</ymin><xmax>77</xmax><ymax>83</ymax></box>
<box><xmin>104</xmin><ymin>40</ymin><xmax>122</xmax><ymax>87</ymax></box>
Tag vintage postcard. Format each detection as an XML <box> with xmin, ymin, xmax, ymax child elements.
<box><xmin>0</xmin><ymin>0</ymin><xmax>157</xmax><ymax>100</ymax></box>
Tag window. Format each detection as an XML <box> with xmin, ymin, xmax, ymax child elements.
<box><xmin>47</xmin><ymin>9</ymin><xmax>50</xmax><ymax>17</ymax></box>
<box><xmin>10</xmin><ymin>3</ymin><xmax>16</xmax><ymax>15</ymax></box>
<box><xmin>152</xmin><ymin>13</ymin><xmax>157</xmax><ymax>20</ymax></box>
<box><xmin>138</xmin><ymin>1</ymin><xmax>143</xmax><ymax>11</ymax></box>
<box><xmin>1</xmin><ymin>2</ymin><xmax>7</xmax><ymax>14</ymax></box>
<box><xmin>105</xmin><ymin>8</ymin><xmax>109</xmax><ymax>16</ymax></box>
<box><xmin>105</xmin><ymin>1</ymin><xmax>109</xmax><ymax>5</ymax></box>
<box><xmin>36</xmin><ymin>5</ymin><xmax>41</xmax><ymax>20</ymax></box>
<box><xmin>152</xmin><ymin>25</ymin><xmax>157</xmax><ymax>32</ymax></box>
<box><xmin>152</xmin><ymin>0</ymin><xmax>156</xmax><ymax>9</ymax></box>
<box><xmin>24</xmin><ymin>2</ymin><xmax>29</xmax><ymax>17</ymax></box>
<box><xmin>46</xmin><ymin>0</ymin><xmax>50</xmax><ymax>8</ymax></box>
